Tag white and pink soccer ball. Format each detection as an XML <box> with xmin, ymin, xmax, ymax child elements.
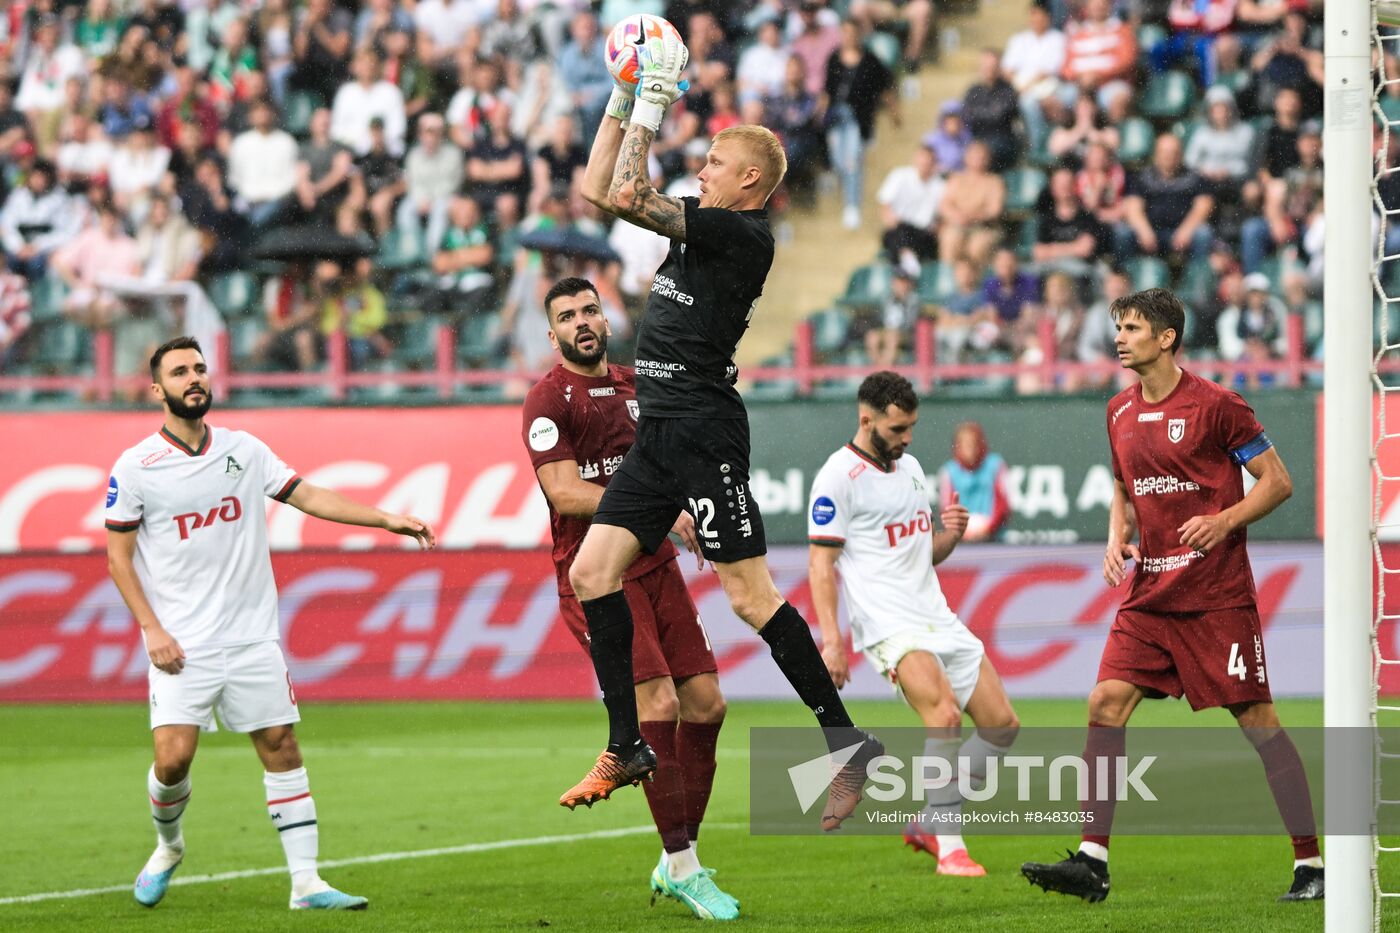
<box><xmin>604</xmin><ymin>14</ymin><xmax>683</xmax><ymax>90</ymax></box>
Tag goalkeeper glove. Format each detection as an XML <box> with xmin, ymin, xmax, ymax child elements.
<box><xmin>605</xmin><ymin>84</ymin><xmax>634</xmax><ymax>123</ymax></box>
<box><xmin>631</xmin><ymin>33</ymin><xmax>689</xmax><ymax>132</ymax></box>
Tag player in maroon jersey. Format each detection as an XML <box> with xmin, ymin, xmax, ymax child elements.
<box><xmin>1021</xmin><ymin>288</ymin><xmax>1323</xmax><ymax>903</ymax></box>
<box><xmin>520</xmin><ymin>277</ymin><xmax>739</xmax><ymax>918</ymax></box>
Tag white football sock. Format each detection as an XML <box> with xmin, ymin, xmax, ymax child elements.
<box><xmin>1295</xmin><ymin>856</ymin><xmax>1323</xmax><ymax>869</ymax></box>
<box><xmin>265</xmin><ymin>767</ymin><xmax>321</xmax><ymax>894</ymax></box>
<box><xmin>667</xmin><ymin>846</ymin><xmax>702</xmax><ymax>881</ymax></box>
<box><xmin>147</xmin><ymin>766</ymin><xmax>190</xmax><ymax>854</ymax></box>
<box><xmin>920</xmin><ymin>736</ymin><xmax>964</xmax><ymax>852</ymax></box>
<box><xmin>1078</xmin><ymin>841</ymin><xmax>1109</xmax><ymax>863</ymax></box>
<box><xmin>959</xmin><ymin>731</ymin><xmax>1013</xmax><ymax>791</ymax></box>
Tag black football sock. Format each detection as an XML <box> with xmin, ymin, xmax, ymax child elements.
<box><xmin>759</xmin><ymin>602</ymin><xmax>855</xmax><ymax>744</ymax></box>
<box><xmin>581</xmin><ymin>590</ymin><xmax>642</xmax><ymax>754</ymax></box>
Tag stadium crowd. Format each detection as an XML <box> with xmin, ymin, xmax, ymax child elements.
<box><xmin>0</xmin><ymin>0</ymin><xmax>922</xmax><ymax>394</ymax></box>
<box><xmin>0</xmin><ymin>0</ymin><xmax>1339</xmax><ymax>398</ymax></box>
<box><xmin>844</xmin><ymin>0</ymin><xmax>1328</xmax><ymax>393</ymax></box>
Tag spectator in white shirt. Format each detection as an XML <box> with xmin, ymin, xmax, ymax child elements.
<box><xmin>331</xmin><ymin>48</ymin><xmax>407</xmax><ymax>157</ymax></box>
<box><xmin>397</xmin><ymin>112</ymin><xmax>464</xmax><ymax>252</ymax></box>
<box><xmin>16</xmin><ymin>16</ymin><xmax>87</xmax><ymax>152</ymax></box>
<box><xmin>1</xmin><ymin>161</ymin><xmax>79</xmax><ymax>279</ymax></box>
<box><xmin>415</xmin><ymin>0</ymin><xmax>479</xmax><ymax>64</ymax></box>
<box><xmin>878</xmin><ymin>143</ymin><xmax>945</xmax><ymax>274</ymax></box>
<box><xmin>56</xmin><ymin>113</ymin><xmax>114</xmax><ymax>190</ymax></box>
<box><xmin>228</xmin><ymin>99</ymin><xmax>300</xmax><ymax>227</ymax></box>
<box><xmin>109</xmin><ymin>124</ymin><xmax>171</xmax><ymax>226</ymax></box>
<box><xmin>1001</xmin><ymin>2</ymin><xmax>1066</xmax><ymax>151</ymax></box>
<box><xmin>736</xmin><ymin>21</ymin><xmax>790</xmax><ymax>106</ymax></box>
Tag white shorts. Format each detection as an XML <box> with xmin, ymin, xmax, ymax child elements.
<box><xmin>149</xmin><ymin>641</ymin><xmax>301</xmax><ymax>733</ymax></box>
<box><xmin>861</xmin><ymin>621</ymin><xmax>986</xmax><ymax>710</ymax></box>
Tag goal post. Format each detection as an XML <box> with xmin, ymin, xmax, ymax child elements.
<box><xmin>1327</xmin><ymin>0</ymin><xmax>1377</xmax><ymax>929</ymax></box>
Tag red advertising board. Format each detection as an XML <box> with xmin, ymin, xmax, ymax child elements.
<box><xmin>0</xmin><ymin>408</ymin><xmax>553</xmax><ymax>554</ymax></box>
<box><xmin>0</xmin><ymin>544</ymin><xmax>1332</xmax><ymax>703</ymax></box>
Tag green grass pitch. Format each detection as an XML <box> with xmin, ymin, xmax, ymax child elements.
<box><xmin>0</xmin><ymin>697</ymin><xmax>1345</xmax><ymax>931</ymax></box>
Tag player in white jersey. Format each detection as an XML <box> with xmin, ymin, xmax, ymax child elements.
<box><xmin>106</xmin><ymin>337</ymin><xmax>435</xmax><ymax>911</ymax></box>
<box><xmin>807</xmin><ymin>372</ymin><xmax>1019</xmax><ymax>877</ymax></box>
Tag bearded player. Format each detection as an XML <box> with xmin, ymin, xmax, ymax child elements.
<box><xmin>560</xmin><ymin>22</ymin><xmax>883</xmax><ymax>829</ymax></box>
<box><xmin>106</xmin><ymin>337</ymin><xmax>434</xmax><ymax>911</ymax></box>
<box><xmin>521</xmin><ymin>277</ymin><xmax>738</xmax><ymax>920</ymax></box>
<box><xmin>808</xmin><ymin>372</ymin><xmax>1019</xmax><ymax>878</ymax></box>
<box><xmin>1020</xmin><ymin>289</ymin><xmax>1323</xmax><ymax>902</ymax></box>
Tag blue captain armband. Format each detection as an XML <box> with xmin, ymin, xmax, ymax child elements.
<box><xmin>1229</xmin><ymin>431</ymin><xmax>1273</xmax><ymax>465</ymax></box>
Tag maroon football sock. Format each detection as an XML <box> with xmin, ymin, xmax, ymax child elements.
<box><xmin>639</xmin><ymin>720</ymin><xmax>690</xmax><ymax>853</ymax></box>
<box><xmin>677</xmin><ymin>719</ymin><xmax>722</xmax><ymax>843</ymax></box>
<box><xmin>1081</xmin><ymin>721</ymin><xmax>1126</xmax><ymax>850</ymax></box>
<box><xmin>1256</xmin><ymin>731</ymin><xmax>1320</xmax><ymax>861</ymax></box>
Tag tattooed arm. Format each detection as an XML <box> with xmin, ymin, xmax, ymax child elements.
<box><xmin>606</xmin><ymin>122</ymin><xmax>688</xmax><ymax>241</ymax></box>
<box><xmin>581</xmin><ymin>112</ymin><xmax>628</xmax><ymax>212</ymax></box>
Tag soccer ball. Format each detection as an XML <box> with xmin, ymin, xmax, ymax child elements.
<box><xmin>605</xmin><ymin>14</ymin><xmax>683</xmax><ymax>90</ymax></box>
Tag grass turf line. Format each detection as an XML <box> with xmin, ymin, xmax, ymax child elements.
<box><xmin>0</xmin><ymin>698</ymin><xmax>1333</xmax><ymax>932</ymax></box>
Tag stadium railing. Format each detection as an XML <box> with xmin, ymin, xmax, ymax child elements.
<box><xmin>0</xmin><ymin>314</ymin><xmax>1359</xmax><ymax>403</ymax></box>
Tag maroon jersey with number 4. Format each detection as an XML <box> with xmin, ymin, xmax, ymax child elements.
<box><xmin>522</xmin><ymin>364</ymin><xmax>677</xmax><ymax>596</ymax></box>
<box><xmin>1107</xmin><ymin>369</ymin><xmax>1274</xmax><ymax>614</ymax></box>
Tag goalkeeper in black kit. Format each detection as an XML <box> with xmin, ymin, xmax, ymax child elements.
<box><xmin>559</xmin><ymin>23</ymin><xmax>884</xmax><ymax>833</ymax></box>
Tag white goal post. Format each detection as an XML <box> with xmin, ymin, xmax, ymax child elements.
<box><xmin>1328</xmin><ymin>0</ymin><xmax>1377</xmax><ymax>929</ymax></box>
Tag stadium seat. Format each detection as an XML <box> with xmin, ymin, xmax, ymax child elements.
<box><xmin>227</xmin><ymin>316</ymin><xmax>265</xmax><ymax>363</ymax></box>
<box><xmin>808</xmin><ymin>307</ymin><xmax>852</xmax><ymax>356</ymax></box>
<box><xmin>458</xmin><ymin>312</ymin><xmax>500</xmax><ymax>366</ymax></box>
<box><xmin>32</xmin><ymin>320</ymin><xmax>87</xmax><ymax>370</ymax></box>
<box><xmin>1003</xmin><ymin>167</ymin><xmax>1046</xmax><ymax>216</ymax></box>
<box><xmin>283</xmin><ymin>91</ymin><xmax>321</xmax><ymax>138</ymax></box>
<box><xmin>836</xmin><ymin>263</ymin><xmax>892</xmax><ymax>310</ymax></box>
<box><xmin>917</xmin><ymin>261</ymin><xmax>956</xmax><ymax>304</ymax></box>
<box><xmin>1126</xmin><ymin>256</ymin><xmax>1171</xmax><ymax>292</ymax></box>
<box><xmin>865</xmin><ymin>31</ymin><xmax>901</xmax><ymax>73</ymax></box>
<box><xmin>209</xmin><ymin>271</ymin><xmax>257</xmax><ymax>317</ymax></box>
<box><xmin>391</xmin><ymin>313</ymin><xmax>438</xmax><ymax>367</ymax></box>
<box><xmin>1016</xmin><ymin>217</ymin><xmax>1039</xmax><ymax>262</ymax></box>
<box><xmin>749</xmin><ymin>351</ymin><xmax>797</xmax><ymax>401</ymax></box>
<box><xmin>1179</xmin><ymin>260</ymin><xmax>1217</xmax><ymax>310</ymax></box>
<box><xmin>1117</xmin><ymin>117</ymin><xmax>1156</xmax><ymax>165</ymax></box>
<box><xmin>379</xmin><ymin>225</ymin><xmax>427</xmax><ymax>271</ymax></box>
<box><xmin>28</xmin><ymin>276</ymin><xmax>67</xmax><ymax>322</ymax></box>
<box><xmin>1138</xmin><ymin>71</ymin><xmax>1196</xmax><ymax>122</ymax></box>
<box><xmin>1136</xmin><ymin>23</ymin><xmax>1167</xmax><ymax>59</ymax></box>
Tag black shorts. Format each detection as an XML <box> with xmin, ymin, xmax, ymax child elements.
<box><xmin>593</xmin><ymin>416</ymin><xmax>768</xmax><ymax>563</ymax></box>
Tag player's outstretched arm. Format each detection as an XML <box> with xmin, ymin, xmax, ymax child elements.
<box><xmin>808</xmin><ymin>543</ymin><xmax>850</xmax><ymax>688</ymax></box>
<box><xmin>1178</xmin><ymin>447</ymin><xmax>1292</xmax><ymax>554</ymax></box>
<box><xmin>607</xmin><ymin>122</ymin><xmax>687</xmax><ymax>240</ymax></box>
<box><xmin>1104</xmin><ymin>478</ymin><xmax>1141</xmax><ymax>586</ymax></box>
<box><xmin>580</xmin><ymin>102</ymin><xmax>630</xmax><ymax>217</ymax></box>
<box><xmin>107</xmin><ymin>528</ymin><xmax>185</xmax><ymax>673</ymax></box>
<box><xmin>284</xmin><ymin>482</ymin><xmax>436</xmax><ymax>549</ymax></box>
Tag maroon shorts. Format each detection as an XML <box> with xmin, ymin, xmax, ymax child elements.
<box><xmin>1097</xmin><ymin>606</ymin><xmax>1274</xmax><ymax>711</ymax></box>
<box><xmin>559</xmin><ymin>559</ymin><xmax>718</xmax><ymax>685</ymax></box>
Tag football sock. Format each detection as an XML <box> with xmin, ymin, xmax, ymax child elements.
<box><xmin>959</xmin><ymin>730</ymin><xmax>1013</xmax><ymax>791</ymax></box>
<box><xmin>668</xmin><ymin>845</ymin><xmax>702</xmax><ymax>881</ymax></box>
<box><xmin>1295</xmin><ymin>856</ymin><xmax>1323</xmax><ymax>869</ymax></box>
<box><xmin>919</xmin><ymin>736</ymin><xmax>965</xmax><ymax>852</ymax></box>
<box><xmin>1080</xmin><ymin>721</ymin><xmax>1125</xmax><ymax>851</ymax></box>
<box><xmin>580</xmin><ymin>591</ymin><xmax>642</xmax><ymax>752</ymax></box>
<box><xmin>677</xmin><ymin>719</ymin><xmax>722</xmax><ymax>843</ymax></box>
<box><xmin>265</xmin><ymin>767</ymin><xmax>322</xmax><ymax>894</ymax></box>
<box><xmin>1078</xmin><ymin>841</ymin><xmax>1109</xmax><ymax>863</ymax></box>
<box><xmin>758</xmin><ymin>602</ymin><xmax>855</xmax><ymax>744</ymax></box>
<box><xmin>640</xmin><ymin>720</ymin><xmax>690</xmax><ymax>854</ymax></box>
<box><xmin>147</xmin><ymin>766</ymin><xmax>190</xmax><ymax>855</ymax></box>
<box><xmin>1256</xmin><ymin>731</ymin><xmax>1320</xmax><ymax>861</ymax></box>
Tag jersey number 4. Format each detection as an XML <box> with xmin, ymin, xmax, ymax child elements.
<box><xmin>1227</xmin><ymin>642</ymin><xmax>1247</xmax><ymax>681</ymax></box>
<box><xmin>689</xmin><ymin>497</ymin><xmax>718</xmax><ymax>539</ymax></box>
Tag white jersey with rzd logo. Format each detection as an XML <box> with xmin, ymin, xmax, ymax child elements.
<box><xmin>106</xmin><ymin>425</ymin><xmax>300</xmax><ymax>652</ymax></box>
<box><xmin>807</xmin><ymin>445</ymin><xmax>959</xmax><ymax>651</ymax></box>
